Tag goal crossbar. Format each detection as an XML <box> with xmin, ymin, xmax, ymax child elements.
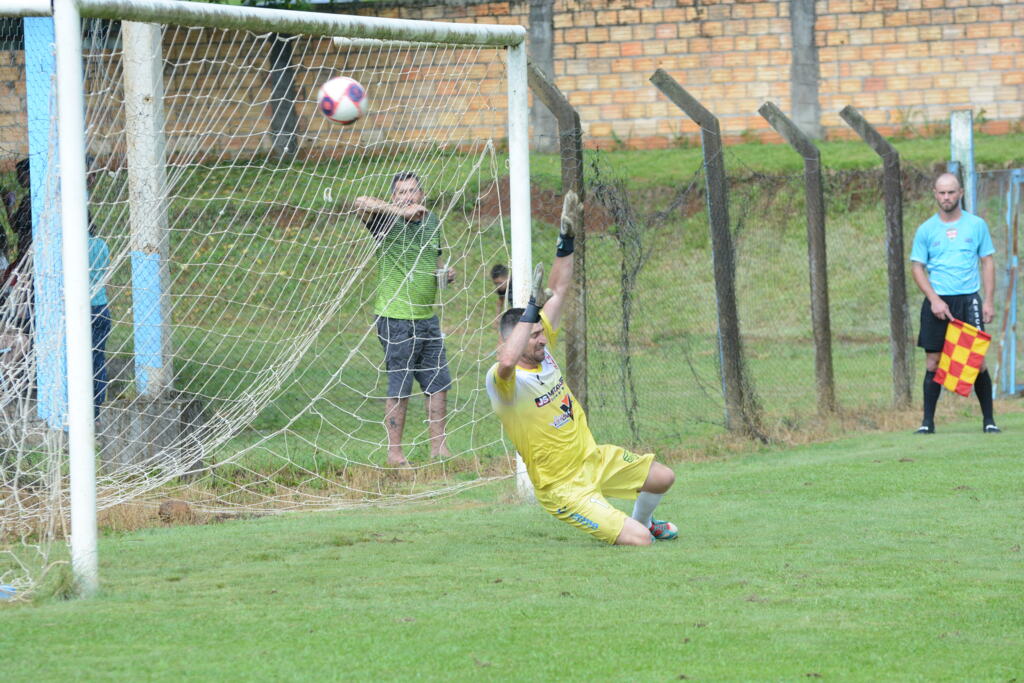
<box><xmin>333</xmin><ymin>37</ymin><xmax>508</xmax><ymax>51</ymax></box>
<box><xmin>77</xmin><ymin>0</ymin><xmax>526</xmax><ymax>46</ymax></box>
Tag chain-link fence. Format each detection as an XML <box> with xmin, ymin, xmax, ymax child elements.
<box><xmin>977</xmin><ymin>168</ymin><xmax>1023</xmax><ymax>397</ymax></box>
<box><xmin>581</xmin><ymin>154</ymin><xmax>1021</xmax><ymax>452</ymax></box>
<box><xmin>582</xmin><ymin>158</ymin><xmax>724</xmax><ymax>451</ymax></box>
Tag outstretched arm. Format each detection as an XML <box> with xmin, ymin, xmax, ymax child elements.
<box><xmin>496</xmin><ymin>264</ymin><xmax>545</xmax><ymax>381</ymax></box>
<box><xmin>541</xmin><ymin>191</ymin><xmax>582</xmax><ymax>330</ymax></box>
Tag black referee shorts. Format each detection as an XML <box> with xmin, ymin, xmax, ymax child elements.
<box><xmin>917</xmin><ymin>293</ymin><xmax>984</xmax><ymax>352</ymax></box>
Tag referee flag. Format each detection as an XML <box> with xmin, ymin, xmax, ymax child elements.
<box><xmin>933</xmin><ymin>318</ymin><xmax>991</xmax><ymax>396</ymax></box>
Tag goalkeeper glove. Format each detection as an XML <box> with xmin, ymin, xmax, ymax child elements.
<box><xmin>556</xmin><ymin>190</ymin><xmax>581</xmax><ymax>257</ymax></box>
<box><xmin>520</xmin><ymin>263</ymin><xmax>545</xmax><ymax>324</ymax></box>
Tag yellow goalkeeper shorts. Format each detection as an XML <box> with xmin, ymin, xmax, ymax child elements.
<box><xmin>535</xmin><ymin>444</ymin><xmax>654</xmax><ymax>544</ymax></box>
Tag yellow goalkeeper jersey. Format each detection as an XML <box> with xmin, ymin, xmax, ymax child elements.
<box><xmin>485</xmin><ymin>312</ymin><xmax>596</xmax><ymax>490</ymax></box>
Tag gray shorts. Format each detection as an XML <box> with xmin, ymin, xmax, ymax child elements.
<box><xmin>376</xmin><ymin>315</ymin><xmax>452</xmax><ymax>398</ymax></box>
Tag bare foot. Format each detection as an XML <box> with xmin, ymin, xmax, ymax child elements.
<box><xmin>431</xmin><ymin>446</ymin><xmax>453</xmax><ymax>461</ymax></box>
<box><xmin>387</xmin><ymin>449</ymin><xmax>409</xmax><ymax>467</ymax></box>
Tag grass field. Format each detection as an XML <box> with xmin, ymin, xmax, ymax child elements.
<box><xmin>4</xmin><ymin>410</ymin><xmax>1022</xmax><ymax>680</ymax></box>
<box><xmin>73</xmin><ymin>138</ymin><xmax>1024</xmax><ymax>489</ymax></box>
<box><xmin>4</xmin><ymin>132</ymin><xmax>1023</xmax><ymax>610</ymax></box>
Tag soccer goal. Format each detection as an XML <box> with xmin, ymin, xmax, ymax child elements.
<box><xmin>0</xmin><ymin>0</ymin><xmax>532</xmax><ymax>598</ymax></box>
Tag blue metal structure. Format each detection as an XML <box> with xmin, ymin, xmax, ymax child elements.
<box><xmin>131</xmin><ymin>251</ymin><xmax>165</xmax><ymax>394</ymax></box>
<box><xmin>998</xmin><ymin>170</ymin><xmax>1022</xmax><ymax>396</ymax></box>
<box><xmin>25</xmin><ymin>16</ymin><xmax>67</xmax><ymax>429</ymax></box>
<box><xmin>947</xmin><ymin>115</ymin><xmax>1022</xmax><ymax>398</ymax></box>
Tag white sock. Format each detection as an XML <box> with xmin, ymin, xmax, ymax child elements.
<box><xmin>631</xmin><ymin>492</ymin><xmax>663</xmax><ymax>527</ymax></box>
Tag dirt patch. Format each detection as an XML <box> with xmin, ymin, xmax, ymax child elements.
<box><xmin>265</xmin><ymin>204</ymin><xmax>311</xmax><ymax>230</ymax></box>
<box><xmin>158</xmin><ymin>500</ymin><xmax>195</xmax><ymax>524</ymax></box>
<box><xmin>473</xmin><ymin>177</ymin><xmax>616</xmax><ymax>232</ymax></box>
<box><xmin>472</xmin><ymin>165</ymin><xmax>946</xmax><ymax>234</ymax></box>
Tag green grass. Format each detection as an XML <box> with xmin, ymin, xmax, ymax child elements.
<box><xmin>3</xmin><ymin>411</ymin><xmax>1023</xmax><ymax>680</ymax></box>
<box><xmin>6</xmin><ymin>131</ymin><xmax>1020</xmax><ymax>496</ymax></box>
<box><xmin>85</xmin><ymin>134</ymin><xmax>1022</xmax><ymax>474</ymax></box>
<box><xmin>528</xmin><ymin>132</ymin><xmax>1024</xmax><ymax>190</ymax></box>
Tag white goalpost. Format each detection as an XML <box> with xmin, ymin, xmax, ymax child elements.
<box><xmin>0</xmin><ymin>0</ymin><xmax>532</xmax><ymax>598</ymax></box>
<box><xmin>55</xmin><ymin>0</ymin><xmax>100</xmax><ymax>599</ymax></box>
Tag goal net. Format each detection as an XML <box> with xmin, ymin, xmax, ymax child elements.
<box><xmin>1</xmin><ymin>2</ymin><xmax>529</xmax><ymax>597</ymax></box>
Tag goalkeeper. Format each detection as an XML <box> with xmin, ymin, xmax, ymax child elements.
<box><xmin>485</xmin><ymin>192</ymin><xmax>678</xmax><ymax>545</ymax></box>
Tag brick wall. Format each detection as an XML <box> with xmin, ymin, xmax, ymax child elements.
<box><xmin>1</xmin><ymin>0</ymin><xmax>1022</xmax><ymax>162</ymax></box>
<box><xmin>815</xmin><ymin>0</ymin><xmax>1023</xmax><ymax>138</ymax></box>
<box><xmin>0</xmin><ymin>26</ymin><xmax>512</xmax><ymax>167</ymax></box>
<box><xmin>0</xmin><ymin>49</ymin><xmax>26</xmax><ymax>165</ymax></box>
<box><xmin>352</xmin><ymin>0</ymin><xmax>1024</xmax><ymax>147</ymax></box>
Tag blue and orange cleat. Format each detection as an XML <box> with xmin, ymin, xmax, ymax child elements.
<box><xmin>649</xmin><ymin>518</ymin><xmax>678</xmax><ymax>541</ymax></box>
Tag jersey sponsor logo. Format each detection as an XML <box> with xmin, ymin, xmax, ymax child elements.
<box><xmin>550</xmin><ymin>394</ymin><xmax>575</xmax><ymax>429</ymax></box>
<box><xmin>946</xmin><ymin>228</ymin><xmax>957</xmax><ymax>240</ymax></box>
<box><xmin>534</xmin><ymin>376</ymin><xmax>565</xmax><ymax>407</ymax></box>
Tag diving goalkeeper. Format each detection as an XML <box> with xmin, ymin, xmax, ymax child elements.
<box><xmin>485</xmin><ymin>192</ymin><xmax>678</xmax><ymax>546</ymax></box>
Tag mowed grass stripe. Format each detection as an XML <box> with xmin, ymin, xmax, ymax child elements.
<box><xmin>3</xmin><ymin>418</ymin><xmax>1022</xmax><ymax>680</ymax></box>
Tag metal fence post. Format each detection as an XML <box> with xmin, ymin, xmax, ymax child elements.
<box><xmin>527</xmin><ymin>62</ymin><xmax>587</xmax><ymax>410</ymax></box>
<box><xmin>839</xmin><ymin>105</ymin><xmax>912</xmax><ymax>409</ymax></box>
<box><xmin>650</xmin><ymin>69</ymin><xmax>765</xmax><ymax>440</ymax></box>
<box><xmin>950</xmin><ymin>110</ymin><xmax>977</xmax><ymax>213</ymax></box>
<box><xmin>758</xmin><ymin>102</ymin><xmax>837</xmax><ymax>415</ymax></box>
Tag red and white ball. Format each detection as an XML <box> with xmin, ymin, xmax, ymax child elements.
<box><xmin>317</xmin><ymin>76</ymin><xmax>367</xmax><ymax>125</ymax></box>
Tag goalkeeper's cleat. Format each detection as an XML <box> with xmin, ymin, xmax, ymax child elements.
<box><xmin>648</xmin><ymin>518</ymin><xmax>678</xmax><ymax>541</ymax></box>
<box><xmin>983</xmin><ymin>423</ymin><xmax>1001</xmax><ymax>434</ymax></box>
<box><xmin>914</xmin><ymin>424</ymin><xmax>935</xmax><ymax>435</ymax></box>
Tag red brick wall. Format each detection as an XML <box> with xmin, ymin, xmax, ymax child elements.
<box><xmin>354</xmin><ymin>0</ymin><xmax>1024</xmax><ymax>147</ymax></box>
<box><xmin>0</xmin><ymin>50</ymin><xmax>27</xmax><ymax>166</ymax></box>
<box><xmin>1</xmin><ymin>0</ymin><xmax>1022</xmax><ymax>161</ymax></box>
<box><xmin>815</xmin><ymin>0</ymin><xmax>1023</xmax><ymax>138</ymax></box>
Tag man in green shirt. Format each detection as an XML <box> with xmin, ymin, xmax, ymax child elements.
<box><xmin>355</xmin><ymin>172</ymin><xmax>455</xmax><ymax>466</ymax></box>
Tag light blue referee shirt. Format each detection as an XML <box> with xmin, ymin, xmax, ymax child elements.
<box><xmin>910</xmin><ymin>211</ymin><xmax>994</xmax><ymax>296</ymax></box>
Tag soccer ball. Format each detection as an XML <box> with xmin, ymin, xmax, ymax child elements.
<box><xmin>317</xmin><ymin>76</ymin><xmax>367</xmax><ymax>125</ymax></box>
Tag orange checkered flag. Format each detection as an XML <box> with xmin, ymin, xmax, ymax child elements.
<box><xmin>933</xmin><ymin>318</ymin><xmax>991</xmax><ymax>397</ymax></box>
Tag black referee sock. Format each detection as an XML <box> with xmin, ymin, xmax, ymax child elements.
<box><xmin>922</xmin><ymin>370</ymin><xmax>941</xmax><ymax>428</ymax></box>
<box><xmin>974</xmin><ymin>370</ymin><xmax>995</xmax><ymax>425</ymax></box>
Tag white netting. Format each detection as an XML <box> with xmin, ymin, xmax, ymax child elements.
<box><xmin>2</xmin><ymin>15</ymin><xmax>521</xmax><ymax>595</ymax></box>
